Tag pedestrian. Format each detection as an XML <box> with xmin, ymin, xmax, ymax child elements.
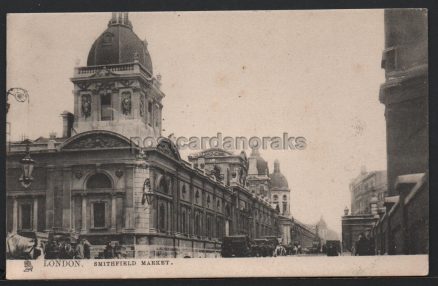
<box><xmin>104</xmin><ymin>241</ymin><xmax>114</xmax><ymax>259</ymax></box>
<box><xmin>82</xmin><ymin>239</ymin><xmax>91</xmax><ymax>259</ymax></box>
<box><xmin>45</xmin><ymin>239</ymin><xmax>59</xmax><ymax>259</ymax></box>
<box><xmin>364</xmin><ymin>231</ymin><xmax>375</xmax><ymax>255</ymax></box>
<box><xmin>74</xmin><ymin>241</ymin><xmax>84</xmax><ymax>259</ymax></box>
<box><xmin>355</xmin><ymin>233</ymin><xmax>371</xmax><ymax>256</ymax></box>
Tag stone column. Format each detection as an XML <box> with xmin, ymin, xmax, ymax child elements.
<box><xmin>12</xmin><ymin>196</ymin><xmax>18</xmax><ymax>234</ymax></box>
<box><xmin>81</xmin><ymin>194</ymin><xmax>87</xmax><ymax>234</ymax></box>
<box><xmin>32</xmin><ymin>196</ymin><xmax>38</xmax><ymax>231</ymax></box>
<box><xmin>111</xmin><ymin>194</ymin><xmax>117</xmax><ymax>231</ymax></box>
<box><xmin>124</xmin><ymin>165</ymin><xmax>135</xmax><ymax>231</ymax></box>
<box><xmin>71</xmin><ymin>197</ymin><xmax>75</xmax><ymax>232</ymax></box>
<box><xmin>149</xmin><ymin>168</ymin><xmax>157</xmax><ymax>232</ymax></box>
<box><xmin>45</xmin><ymin>165</ymin><xmax>56</xmax><ymax>231</ymax></box>
<box><xmin>62</xmin><ymin>167</ymin><xmax>72</xmax><ymax>231</ymax></box>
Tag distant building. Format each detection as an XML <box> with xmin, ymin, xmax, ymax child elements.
<box><xmin>350</xmin><ymin>167</ymin><xmax>387</xmax><ymax>215</ymax></box>
<box><xmin>316</xmin><ymin>216</ymin><xmax>339</xmax><ymax>246</ymax></box>
<box><xmin>270</xmin><ymin>160</ymin><xmax>291</xmax><ymax>216</ymax></box>
<box><xmin>292</xmin><ymin>219</ymin><xmax>317</xmax><ymax>249</ymax></box>
<box><xmin>342</xmin><ymin>167</ymin><xmax>386</xmax><ymax>252</ymax></box>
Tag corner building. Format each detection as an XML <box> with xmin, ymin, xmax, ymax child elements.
<box><xmin>6</xmin><ymin>13</ymin><xmax>281</xmax><ymax>258</ymax></box>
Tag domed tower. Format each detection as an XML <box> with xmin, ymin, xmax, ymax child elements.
<box><xmin>246</xmin><ymin>148</ymin><xmax>270</xmax><ymax>197</ymax></box>
<box><xmin>269</xmin><ymin>159</ymin><xmax>291</xmax><ymax>215</ymax></box>
<box><xmin>71</xmin><ymin>12</ymin><xmax>164</xmax><ymax>140</ymax></box>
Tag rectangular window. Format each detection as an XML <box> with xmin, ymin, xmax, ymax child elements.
<box><xmin>101</xmin><ymin>93</ymin><xmax>113</xmax><ymax>121</ymax></box>
<box><xmin>93</xmin><ymin>202</ymin><xmax>106</xmax><ymax>228</ymax></box>
<box><xmin>155</xmin><ymin>106</ymin><xmax>160</xmax><ymax>127</ymax></box>
<box><xmin>20</xmin><ymin>204</ymin><xmax>32</xmax><ymax>230</ymax></box>
<box><xmin>147</xmin><ymin>102</ymin><xmax>152</xmax><ymax>124</ymax></box>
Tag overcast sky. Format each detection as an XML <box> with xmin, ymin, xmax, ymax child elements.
<box><xmin>7</xmin><ymin>10</ymin><xmax>386</xmax><ymax>234</ymax></box>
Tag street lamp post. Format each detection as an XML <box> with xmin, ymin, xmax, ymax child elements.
<box><xmin>19</xmin><ymin>139</ymin><xmax>35</xmax><ymax>188</ymax></box>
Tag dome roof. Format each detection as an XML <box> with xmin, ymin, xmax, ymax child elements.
<box><xmin>269</xmin><ymin>160</ymin><xmax>289</xmax><ymax>190</ymax></box>
<box><xmin>317</xmin><ymin>216</ymin><xmax>327</xmax><ymax>228</ymax></box>
<box><xmin>87</xmin><ymin>13</ymin><xmax>153</xmax><ymax>75</ymax></box>
<box><xmin>249</xmin><ymin>148</ymin><xmax>269</xmax><ymax>175</ymax></box>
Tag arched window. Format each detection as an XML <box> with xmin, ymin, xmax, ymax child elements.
<box><xmin>86</xmin><ymin>173</ymin><xmax>112</xmax><ymax>189</ymax></box>
<box><xmin>225</xmin><ymin>205</ymin><xmax>231</xmax><ymax>218</ymax></box>
<box><xmin>181</xmin><ymin>185</ymin><xmax>187</xmax><ymax>199</ymax></box>
<box><xmin>159</xmin><ymin>204</ymin><xmax>166</xmax><ymax>231</ymax></box>
<box><xmin>273</xmin><ymin>195</ymin><xmax>278</xmax><ymax>201</ymax></box>
<box><xmin>147</xmin><ymin>101</ymin><xmax>152</xmax><ymax>123</ymax></box>
<box><xmin>102</xmin><ymin>32</ymin><xmax>113</xmax><ymax>45</ymax></box>
<box><xmin>100</xmin><ymin>93</ymin><xmax>113</xmax><ymax>121</ymax></box>
<box><xmin>217</xmin><ymin>199</ymin><xmax>221</xmax><ymax>211</ymax></box>
<box><xmin>195</xmin><ymin>190</ymin><xmax>200</xmax><ymax>204</ymax></box>
<box><xmin>206</xmin><ymin>195</ymin><xmax>211</xmax><ymax>208</ymax></box>
<box><xmin>283</xmin><ymin>195</ymin><xmax>287</xmax><ymax>201</ymax></box>
<box><xmin>158</xmin><ymin>176</ymin><xmax>169</xmax><ymax>194</ymax></box>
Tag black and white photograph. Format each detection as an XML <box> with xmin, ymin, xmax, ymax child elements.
<box><xmin>5</xmin><ymin>9</ymin><xmax>428</xmax><ymax>278</ymax></box>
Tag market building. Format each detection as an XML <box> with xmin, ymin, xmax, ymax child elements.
<box><xmin>6</xmin><ymin>12</ymin><xmax>290</xmax><ymax>258</ymax></box>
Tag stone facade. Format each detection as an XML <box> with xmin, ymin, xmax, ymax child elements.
<box><xmin>350</xmin><ymin>168</ymin><xmax>387</xmax><ymax>215</ymax></box>
<box><xmin>6</xmin><ymin>133</ymin><xmax>282</xmax><ymax>258</ymax></box>
<box><xmin>6</xmin><ymin>12</ymin><xmax>284</xmax><ymax>258</ymax></box>
<box><xmin>291</xmin><ymin>219</ymin><xmax>317</xmax><ymax>249</ymax></box>
<box><xmin>379</xmin><ymin>9</ymin><xmax>428</xmax><ymax>197</ymax></box>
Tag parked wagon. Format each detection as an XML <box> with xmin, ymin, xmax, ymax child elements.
<box><xmin>221</xmin><ymin>235</ymin><xmax>253</xmax><ymax>257</ymax></box>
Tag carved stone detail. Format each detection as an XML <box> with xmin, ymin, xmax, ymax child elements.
<box><xmin>74</xmin><ymin>170</ymin><xmax>83</xmax><ymax>179</ymax></box>
<box><xmin>139</xmin><ymin>94</ymin><xmax>145</xmax><ymax>117</ymax></box>
<box><xmin>81</xmin><ymin>94</ymin><xmax>91</xmax><ymax>118</ymax></box>
<box><xmin>63</xmin><ymin>133</ymin><xmax>130</xmax><ymax>150</ymax></box>
<box><xmin>156</xmin><ymin>138</ymin><xmax>181</xmax><ymax>161</ymax></box>
<box><xmin>119</xmin><ymin>79</ymin><xmax>135</xmax><ymax>87</ymax></box>
<box><xmin>121</xmin><ymin>91</ymin><xmax>132</xmax><ymax>115</ymax></box>
<box><xmin>115</xmin><ymin>169</ymin><xmax>124</xmax><ymax>178</ymax></box>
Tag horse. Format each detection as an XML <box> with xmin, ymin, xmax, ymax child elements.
<box><xmin>6</xmin><ymin>233</ymin><xmax>42</xmax><ymax>260</ymax></box>
<box><xmin>273</xmin><ymin>245</ymin><xmax>287</xmax><ymax>257</ymax></box>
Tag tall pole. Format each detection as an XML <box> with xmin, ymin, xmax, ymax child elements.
<box><xmin>6</xmin><ymin>88</ymin><xmax>29</xmax><ymax>152</ymax></box>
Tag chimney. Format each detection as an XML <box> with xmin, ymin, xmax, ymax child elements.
<box><xmin>61</xmin><ymin>111</ymin><xmax>74</xmax><ymax>138</ymax></box>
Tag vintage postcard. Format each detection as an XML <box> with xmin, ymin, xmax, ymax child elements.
<box><xmin>5</xmin><ymin>9</ymin><xmax>428</xmax><ymax>279</ymax></box>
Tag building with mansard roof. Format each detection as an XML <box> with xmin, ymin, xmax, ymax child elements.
<box><xmin>6</xmin><ymin>13</ymin><xmax>285</xmax><ymax>258</ymax></box>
